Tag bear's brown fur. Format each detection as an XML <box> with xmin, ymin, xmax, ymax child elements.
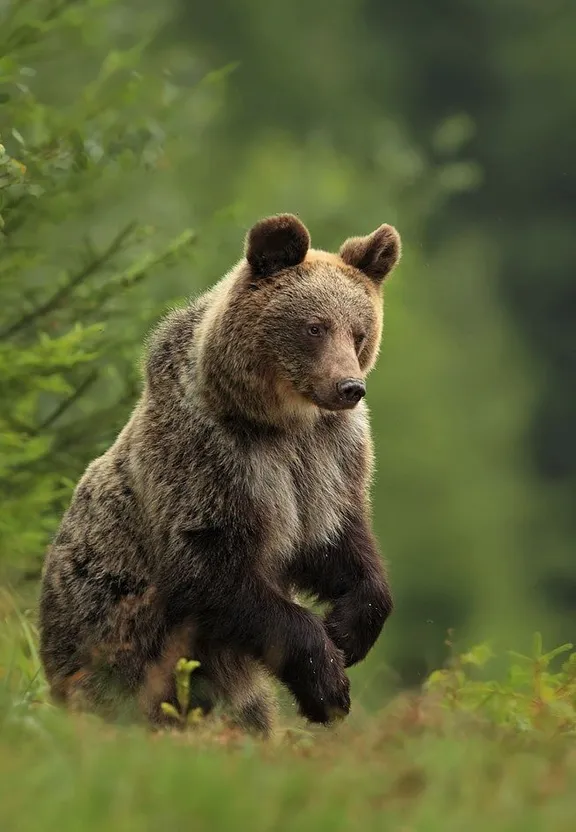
<box><xmin>39</xmin><ymin>213</ymin><xmax>401</xmax><ymax>736</ymax></box>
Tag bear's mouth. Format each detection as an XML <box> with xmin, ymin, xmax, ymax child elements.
<box><xmin>307</xmin><ymin>390</ymin><xmax>364</xmax><ymax>412</ymax></box>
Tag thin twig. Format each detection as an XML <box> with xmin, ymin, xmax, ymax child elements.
<box><xmin>51</xmin><ymin>390</ymin><xmax>136</xmax><ymax>452</ymax></box>
<box><xmin>34</xmin><ymin>367</ymin><xmax>99</xmax><ymax>433</ymax></box>
<box><xmin>2</xmin><ymin>221</ymin><xmax>137</xmax><ymax>339</ymax></box>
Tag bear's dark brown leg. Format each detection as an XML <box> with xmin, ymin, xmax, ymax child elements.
<box><xmin>157</xmin><ymin>527</ymin><xmax>350</xmax><ymax>726</ymax></box>
<box><xmin>290</xmin><ymin>510</ymin><xmax>393</xmax><ymax>668</ymax></box>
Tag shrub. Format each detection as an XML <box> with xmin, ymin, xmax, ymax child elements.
<box><xmin>0</xmin><ymin>0</ymin><xmax>199</xmax><ymax>580</ymax></box>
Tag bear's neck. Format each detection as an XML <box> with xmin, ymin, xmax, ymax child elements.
<box><xmin>197</xmin><ymin>357</ymin><xmax>322</xmax><ymax>435</ymax></box>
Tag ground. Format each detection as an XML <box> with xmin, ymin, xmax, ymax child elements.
<box><xmin>2</xmin><ymin>590</ymin><xmax>576</xmax><ymax>831</ymax></box>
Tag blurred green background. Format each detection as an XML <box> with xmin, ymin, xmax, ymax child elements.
<box><xmin>1</xmin><ymin>0</ymin><xmax>574</xmax><ymax>699</ymax></box>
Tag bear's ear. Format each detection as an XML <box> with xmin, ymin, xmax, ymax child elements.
<box><xmin>339</xmin><ymin>224</ymin><xmax>401</xmax><ymax>285</ymax></box>
<box><xmin>245</xmin><ymin>214</ymin><xmax>310</xmax><ymax>277</ymax></box>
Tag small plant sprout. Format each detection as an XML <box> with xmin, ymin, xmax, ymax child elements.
<box><xmin>160</xmin><ymin>658</ymin><xmax>203</xmax><ymax>727</ymax></box>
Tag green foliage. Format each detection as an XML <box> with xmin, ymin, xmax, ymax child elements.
<box><xmin>0</xmin><ymin>589</ymin><xmax>47</xmax><ymax>734</ymax></box>
<box><xmin>0</xmin><ymin>0</ymin><xmax>198</xmax><ymax>579</ymax></box>
<box><xmin>426</xmin><ymin>633</ymin><xmax>576</xmax><ymax>735</ymax></box>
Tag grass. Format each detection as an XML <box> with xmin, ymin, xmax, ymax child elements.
<box><xmin>2</xmin><ymin>589</ymin><xmax>576</xmax><ymax>832</ymax></box>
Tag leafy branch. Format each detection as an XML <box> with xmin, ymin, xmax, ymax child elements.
<box><xmin>2</xmin><ymin>222</ymin><xmax>137</xmax><ymax>339</ymax></box>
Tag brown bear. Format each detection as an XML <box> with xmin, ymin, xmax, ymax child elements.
<box><xmin>38</xmin><ymin>213</ymin><xmax>401</xmax><ymax>736</ymax></box>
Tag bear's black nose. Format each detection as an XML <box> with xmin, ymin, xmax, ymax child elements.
<box><xmin>337</xmin><ymin>378</ymin><xmax>366</xmax><ymax>404</ymax></box>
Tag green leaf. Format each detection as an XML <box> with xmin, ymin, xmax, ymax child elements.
<box><xmin>159</xmin><ymin>702</ymin><xmax>180</xmax><ymax>722</ymax></box>
<box><xmin>532</xmin><ymin>632</ymin><xmax>543</xmax><ymax>659</ymax></box>
<box><xmin>177</xmin><ymin>659</ymin><xmax>200</xmax><ymax>675</ymax></box>
<box><xmin>543</xmin><ymin>643</ymin><xmax>574</xmax><ymax>663</ymax></box>
<box><xmin>461</xmin><ymin>643</ymin><xmax>494</xmax><ymax>668</ymax></box>
<box><xmin>187</xmin><ymin>707</ymin><xmax>204</xmax><ymax>726</ymax></box>
<box><xmin>507</xmin><ymin>651</ymin><xmax>532</xmax><ymax>665</ymax></box>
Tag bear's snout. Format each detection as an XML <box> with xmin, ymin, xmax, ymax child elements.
<box><xmin>309</xmin><ymin>376</ymin><xmax>366</xmax><ymax>411</ymax></box>
<box><xmin>336</xmin><ymin>378</ymin><xmax>366</xmax><ymax>405</ymax></box>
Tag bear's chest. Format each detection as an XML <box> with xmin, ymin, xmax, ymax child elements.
<box><xmin>246</xmin><ymin>429</ymin><xmax>354</xmax><ymax>566</ymax></box>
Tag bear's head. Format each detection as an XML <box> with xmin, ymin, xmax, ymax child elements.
<box><xmin>198</xmin><ymin>213</ymin><xmax>401</xmax><ymax>427</ymax></box>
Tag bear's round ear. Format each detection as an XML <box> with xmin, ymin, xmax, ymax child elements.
<box><xmin>339</xmin><ymin>224</ymin><xmax>401</xmax><ymax>285</ymax></box>
<box><xmin>245</xmin><ymin>214</ymin><xmax>310</xmax><ymax>277</ymax></box>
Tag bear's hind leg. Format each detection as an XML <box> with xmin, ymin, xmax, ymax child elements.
<box><xmin>201</xmin><ymin>648</ymin><xmax>278</xmax><ymax>739</ymax></box>
<box><xmin>231</xmin><ymin>683</ymin><xmax>277</xmax><ymax>738</ymax></box>
<box><xmin>137</xmin><ymin>632</ymin><xmax>279</xmax><ymax>737</ymax></box>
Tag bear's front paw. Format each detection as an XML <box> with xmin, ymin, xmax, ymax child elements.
<box><xmin>324</xmin><ymin>594</ymin><xmax>388</xmax><ymax>669</ymax></box>
<box><xmin>325</xmin><ymin>613</ymin><xmax>364</xmax><ymax>669</ymax></box>
<box><xmin>284</xmin><ymin>638</ymin><xmax>350</xmax><ymax>725</ymax></box>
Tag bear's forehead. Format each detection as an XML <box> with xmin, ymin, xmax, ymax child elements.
<box><xmin>282</xmin><ymin>256</ymin><xmax>377</xmax><ymax>320</ymax></box>
<box><xmin>304</xmin><ymin>249</ymin><xmax>346</xmax><ymax>269</ymax></box>
<box><xmin>302</xmin><ymin>250</ymin><xmax>375</xmax><ymax>295</ymax></box>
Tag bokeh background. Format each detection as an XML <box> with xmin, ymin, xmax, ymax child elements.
<box><xmin>1</xmin><ymin>0</ymin><xmax>575</xmax><ymax>702</ymax></box>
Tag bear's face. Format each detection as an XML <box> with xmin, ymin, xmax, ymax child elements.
<box><xmin>243</xmin><ymin>214</ymin><xmax>401</xmax><ymax>414</ymax></box>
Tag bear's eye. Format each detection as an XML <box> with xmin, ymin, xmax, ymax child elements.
<box><xmin>355</xmin><ymin>333</ymin><xmax>367</xmax><ymax>352</ymax></box>
<box><xmin>307</xmin><ymin>323</ymin><xmax>324</xmax><ymax>337</ymax></box>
